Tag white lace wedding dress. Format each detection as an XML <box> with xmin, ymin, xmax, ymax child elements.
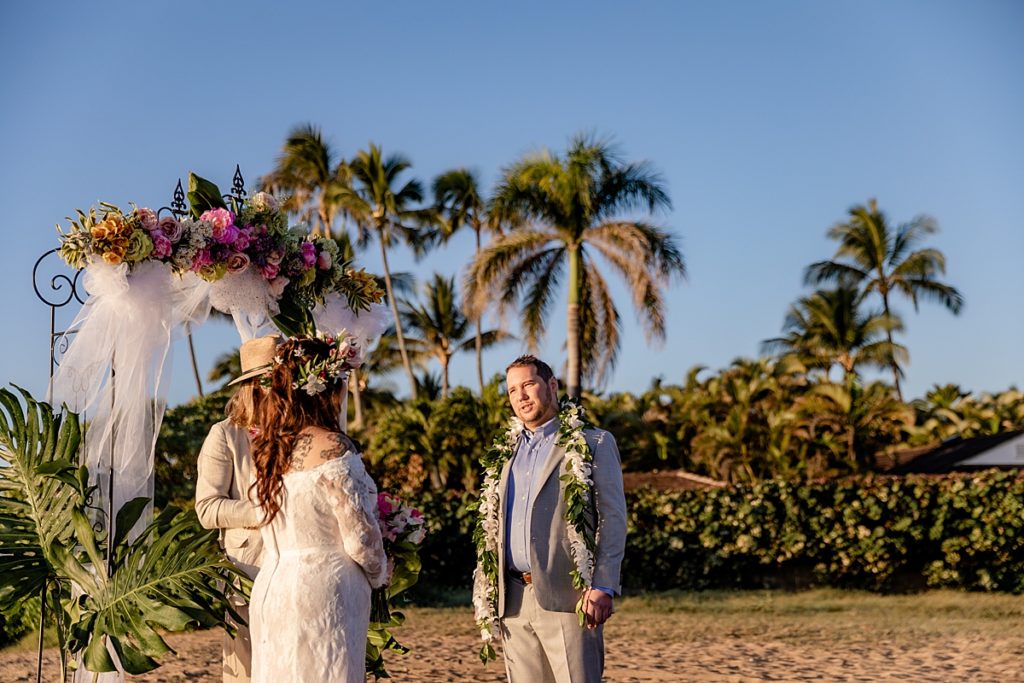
<box><xmin>250</xmin><ymin>451</ymin><xmax>388</xmax><ymax>683</ymax></box>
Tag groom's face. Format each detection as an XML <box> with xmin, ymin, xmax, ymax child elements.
<box><xmin>506</xmin><ymin>365</ymin><xmax>559</xmax><ymax>430</ymax></box>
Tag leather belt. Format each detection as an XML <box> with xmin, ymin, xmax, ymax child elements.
<box><xmin>508</xmin><ymin>569</ymin><xmax>533</xmax><ymax>585</ymax></box>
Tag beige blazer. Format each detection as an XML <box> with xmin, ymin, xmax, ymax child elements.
<box><xmin>497</xmin><ymin>426</ymin><xmax>628</xmax><ymax>616</ymax></box>
<box><xmin>195</xmin><ymin>419</ymin><xmax>263</xmax><ymax>579</ymax></box>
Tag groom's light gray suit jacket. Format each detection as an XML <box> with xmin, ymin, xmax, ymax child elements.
<box><xmin>496</xmin><ymin>425</ymin><xmax>628</xmax><ymax>616</ymax></box>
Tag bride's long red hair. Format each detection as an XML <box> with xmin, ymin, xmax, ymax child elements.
<box><xmin>250</xmin><ymin>337</ymin><xmax>346</xmax><ymax>525</ymax></box>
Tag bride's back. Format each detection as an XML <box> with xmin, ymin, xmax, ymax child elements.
<box><xmin>262</xmin><ymin>429</ymin><xmax>364</xmax><ymax>553</ymax></box>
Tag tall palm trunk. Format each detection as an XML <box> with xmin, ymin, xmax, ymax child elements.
<box><xmin>473</xmin><ymin>225</ymin><xmax>484</xmax><ymax>394</ymax></box>
<box><xmin>441</xmin><ymin>354</ymin><xmax>450</xmax><ymax>399</ymax></box>
<box><xmin>186</xmin><ymin>325</ymin><xmax>203</xmax><ymax>398</ymax></box>
<box><xmin>878</xmin><ymin>286</ymin><xmax>903</xmax><ymax>401</ymax></box>
<box><xmin>378</xmin><ymin>226</ymin><xmax>418</xmax><ymax>399</ymax></box>
<box><xmin>566</xmin><ymin>245</ymin><xmax>582</xmax><ymax>399</ymax></box>
<box><xmin>350</xmin><ymin>369</ymin><xmax>364</xmax><ymax>429</ymax></box>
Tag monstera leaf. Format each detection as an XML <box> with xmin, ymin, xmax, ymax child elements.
<box><xmin>61</xmin><ymin>504</ymin><xmax>244</xmax><ymax>674</ymax></box>
<box><xmin>0</xmin><ymin>386</ymin><xmax>83</xmax><ymax>608</ymax></box>
<box><xmin>0</xmin><ymin>386</ymin><xmax>85</xmax><ymax>675</ymax></box>
<box><xmin>0</xmin><ymin>386</ymin><xmax>245</xmax><ymax>676</ymax></box>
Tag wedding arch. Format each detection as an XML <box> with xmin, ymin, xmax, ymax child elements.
<box><xmin>27</xmin><ymin>167</ymin><xmax>392</xmax><ymax>682</ymax></box>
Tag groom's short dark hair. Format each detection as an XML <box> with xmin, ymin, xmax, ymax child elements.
<box><xmin>506</xmin><ymin>354</ymin><xmax>554</xmax><ymax>382</ymax></box>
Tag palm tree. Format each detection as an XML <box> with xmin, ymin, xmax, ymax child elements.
<box><xmin>793</xmin><ymin>381</ymin><xmax>913</xmax><ymax>472</ymax></box>
<box><xmin>207</xmin><ymin>348</ymin><xmax>241</xmax><ymax>389</ymax></box>
<box><xmin>400</xmin><ymin>274</ymin><xmax>510</xmax><ymax>398</ymax></box>
<box><xmin>805</xmin><ymin>199</ymin><xmax>964</xmax><ymax>400</ymax></box>
<box><xmin>259</xmin><ymin>123</ymin><xmax>351</xmax><ymax>236</ymax></box>
<box><xmin>432</xmin><ymin>168</ymin><xmax>503</xmax><ymax>393</ymax></box>
<box><xmin>468</xmin><ymin>134</ymin><xmax>685</xmax><ymax>398</ymax></box>
<box><xmin>763</xmin><ymin>284</ymin><xmax>908</xmax><ymax>383</ymax></box>
<box><xmin>334</xmin><ymin>143</ymin><xmax>432</xmax><ymax>399</ymax></box>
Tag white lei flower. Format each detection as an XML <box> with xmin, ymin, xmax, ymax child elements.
<box><xmin>472</xmin><ymin>400</ymin><xmax>596</xmax><ymax>660</ymax></box>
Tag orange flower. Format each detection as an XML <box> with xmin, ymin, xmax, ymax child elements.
<box><xmin>90</xmin><ymin>224</ymin><xmax>110</xmax><ymax>240</ymax></box>
<box><xmin>102</xmin><ymin>251</ymin><xmax>123</xmax><ymax>265</ymax></box>
<box><xmin>107</xmin><ymin>213</ymin><xmax>129</xmax><ymax>236</ymax></box>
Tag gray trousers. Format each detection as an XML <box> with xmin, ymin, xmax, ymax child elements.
<box><xmin>500</xmin><ymin>579</ymin><xmax>604</xmax><ymax>683</ymax></box>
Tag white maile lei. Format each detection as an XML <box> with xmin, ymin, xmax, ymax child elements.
<box><xmin>472</xmin><ymin>399</ymin><xmax>596</xmax><ymax>661</ymax></box>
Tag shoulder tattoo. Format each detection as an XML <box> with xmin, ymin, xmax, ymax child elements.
<box><xmin>292</xmin><ymin>433</ymin><xmax>314</xmax><ymax>470</ymax></box>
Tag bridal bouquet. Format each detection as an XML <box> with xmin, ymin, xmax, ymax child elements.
<box><xmin>367</xmin><ymin>492</ymin><xmax>426</xmax><ymax>678</ymax></box>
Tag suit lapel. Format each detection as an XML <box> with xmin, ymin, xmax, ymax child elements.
<box><xmin>530</xmin><ymin>438</ymin><xmax>566</xmax><ymax>510</ymax></box>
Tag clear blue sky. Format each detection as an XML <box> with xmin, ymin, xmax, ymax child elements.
<box><xmin>2</xmin><ymin>0</ymin><xmax>1022</xmax><ymax>407</ymax></box>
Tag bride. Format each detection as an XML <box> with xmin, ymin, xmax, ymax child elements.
<box><xmin>247</xmin><ymin>335</ymin><xmax>389</xmax><ymax>683</ymax></box>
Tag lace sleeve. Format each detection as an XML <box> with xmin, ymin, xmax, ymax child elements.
<box><xmin>316</xmin><ymin>454</ymin><xmax>389</xmax><ymax>588</ymax></box>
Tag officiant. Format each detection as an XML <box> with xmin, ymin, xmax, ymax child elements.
<box><xmin>195</xmin><ymin>335</ymin><xmax>279</xmax><ymax>683</ymax></box>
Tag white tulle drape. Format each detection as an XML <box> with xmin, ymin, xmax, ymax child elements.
<box><xmin>51</xmin><ymin>259</ymin><xmax>180</xmax><ymax>683</ymax></box>
<box><xmin>313</xmin><ymin>295</ymin><xmax>388</xmax><ymax>435</ymax></box>
<box><xmin>208</xmin><ymin>267</ymin><xmax>279</xmax><ymax>341</ymax></box>
<box><xmin>312</xmin><ymin>294</ymin><xmax>389</xmax><ymax>352</ymax></box>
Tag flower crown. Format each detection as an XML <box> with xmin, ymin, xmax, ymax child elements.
<box><xmin>264</xmin><ymin>332</ymin><xmax>364</xmax><ymax>396</ymax></box>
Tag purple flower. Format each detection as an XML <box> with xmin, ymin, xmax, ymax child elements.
<box><xmin>158</xmin><ymin>217</ymin><xmax>184</xmax><ymax>243</ymax></box>
<box><xmin>191</xmin><ymin>249</ymin><xmax>213</xmax><ymax>270</ymax></box>
<box><xmin>217</xmin><ymin>224</ymin><xmax>240</xmax><ymax>245</ymax></box>
<box><xmin>151</xmin><ymin>234</ymin><xmax>173</xmax><ymax>259</ymax></box>
<box><xmin>261</xmin><ymin>262</ymin><xmax>280</xmax><ymax>280</ymax></box>
<box><xmin>233</xmin><ymin>228</ymin><xmax>252</xmax><ymax>251</ymax></box>
<box><xmin>301</xmin><ymin>241</ymin><xmax>317</xmax><ymax>268</ymax></box>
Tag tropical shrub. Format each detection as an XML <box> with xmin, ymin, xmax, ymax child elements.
<box><xmin>0</xmin><ymin>387</ymin><xmax>241</xmax><ymax>675</ymax></box>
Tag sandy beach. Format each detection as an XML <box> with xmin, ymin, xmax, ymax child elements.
<box><xmin>5</xmin><ymin>591</ymin><xmax>1024</xmax><ymax>682</ymax></box>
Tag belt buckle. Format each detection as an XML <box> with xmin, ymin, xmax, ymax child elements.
<box><xmin>509</xmin><ymin>570</ymin><xmax>533</xmax><ymax>585</ymax></box>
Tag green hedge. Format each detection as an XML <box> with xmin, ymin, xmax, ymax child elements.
<box><xmin>405</xmin><ymin>470</ymin><xmax>1024</xmax><ymax>595</ymax></box>
<box><xmin>624</xmin><ymin>471</ymin><xmax>1024</xmax><ymax>592</ymax></box>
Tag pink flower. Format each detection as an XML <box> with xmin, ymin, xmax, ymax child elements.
<box><xmin>377</xmin><ymin>493</ymin><xmax>395</xmax><ymax>517</ymax></box>
<box><xmin>317</xmin><ymin>250</ymin><xmax>332</xmax><ymax>270</ymax></box>
<box><xmin>134</xmin><ymin>207</ymin><xmax>158</xmax><ymax>230</ymax></box>
<box><xmin>344</xmin><ymin>344</ymin><xmax>363</xmax><ymax>369</ymax></box>
<box><xmin>261</xmin><ymin>262</ymin><xmax>280</xmax><ymax>280</ymax></box>
<box><xmin>267</xmin><ymin>276</ymin><xmax>290</xmax><ymax>298</ymax></box>
<box><xmin>151</xmin><ymin>234</ymin><xmax>172</xmax><ymax>259</ymax></box>
<box><xmin>226</xmin><ymin>252</ymin><xmax>250</xmax><ymax>273</ymax></box>
<box><xmin>233</xmin><ymin>228</ymin><xmax>252</xmax><ymax>251</ymax></box>
<box><xmin>191</xmin><ymin>249</ymin><xmax>213</xmax><ymax>270</ymax></box>
<box><xmin>217</xmin><ymin>224</ymin><xmax>240</xmax><ymax>245</ymax></box>
<box><xmin>300</xmin><ymin>241</ymin><xmax>317</xmax><ymax>268</ymax></box>
<box><xmin>158</xmin><ymin>217</ymin><xmax>184</xmax><ymax>243</ymax></box>
<box><xmin>200</xmin><ymin>208</ymin><xmax>235</xmax><ymax>231</ymax></box>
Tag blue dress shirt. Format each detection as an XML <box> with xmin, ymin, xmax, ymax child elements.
<box><xmin>505</xmin><ymin>417</ymin><xmax>559</xmax><ymax>573</ymax></box>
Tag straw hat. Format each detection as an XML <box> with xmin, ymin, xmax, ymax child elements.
<box><xmin>228</xmin><ymin>335</ymin><xmax>282</xmax><ymax>386</ymax></box>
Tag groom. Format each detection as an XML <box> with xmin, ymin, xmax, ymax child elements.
<box><xmin>496</xmin><ymin>355</ymin><xmax>627</xmax><ymax>683</ymax></box>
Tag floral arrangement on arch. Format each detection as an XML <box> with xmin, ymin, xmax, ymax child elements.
<box><xmin>56</xmin><ymin>173</ymin><xmax>385</xmax><ymax>337</ymax></box>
